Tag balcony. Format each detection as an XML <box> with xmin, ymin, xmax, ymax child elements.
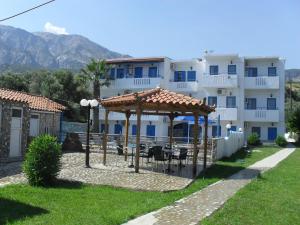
<box><xmin>99</xmin><ymin>108</ymin><xmax>160</xmax><ymax>121</ymax></box>
<box><xmin>107</xmin><ymin>77</ymin><xmax>161</xmax><ymax>89</ymax></box>
<box><xmin>244</xmin><ymin>109</ymin><xmax>279</xmax><ymax>122</ymax></box>
<box><xmin>168</xmin><ymin>81</ymin><xmax>198</xmax><ymax>92</ymax></box>
<box><xmin>201</xmin><ymin>74</ymin><xmax>238</xmax><ymax>88</ymax></box>
<box><xmin>244</xmin><ymin>76</ymin><xmax>279</xmax><ymax>89</ymax></box>
<box><xmin>209</xmin><ymin>107</ymin><xmax>238</xmax><ymax>121</ymax></box>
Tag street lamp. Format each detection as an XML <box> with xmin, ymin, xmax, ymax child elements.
<box><xmin>80</xmin><ymin>99</ymin><xmax>99</xmax><ymax>168</ymax></box>
<box><xmin>226</xmin><ymin>123</ymin><xmax>231</xmax><ymax>137</ymax></box>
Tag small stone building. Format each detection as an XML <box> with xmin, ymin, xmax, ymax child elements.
<box><xmin>0</xmin><ymin>88</ymin><xmax>65</xmax><ymax>162</ymax></box>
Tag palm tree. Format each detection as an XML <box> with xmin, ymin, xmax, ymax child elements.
<box><xmin>81</xmin><ymin>59</ymin><xmax>110</xmax><ymax>132</ymax></box>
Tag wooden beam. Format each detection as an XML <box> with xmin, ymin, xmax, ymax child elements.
<box><xmin>135</xmin><ymin>106</ymin><xmax>142</xmax><ymax>173</ymax></box>
<box><xmin>169</xmin><ymin>113</ymin><xmax>175</xmax><ymax>148</ymax></box>
<box><xmin>203</xmin><ymin>115</ymin><xmax>208</xmax><ymax>171</ymax></box>
<box><xmin>124</xmin><ymin>111</ymin><xmax>131</xmax><ymax>161</ymax></box>
<box><xmin>193</xmin><ymin>112</ymin><xmax>199</xmax><ymax>176</ymax></box>
<box><xmin>102</xmin><ymin>109</ymin><xmax>109</xmax><ymax>165</ymax></box>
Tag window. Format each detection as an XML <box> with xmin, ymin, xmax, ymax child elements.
<box><xmin>146</xmin><ymin>125</ymin><xmax>155</xmax><ymax>137</ymax></box>
<box><xmin>100</xmin><ymin>124</ymin><xmax>105</xmax><ymax>133</ymax></box>
<box><xmin>230</xmin><ymin>126</ymin><xmax>237</xmax><ymax>132</ymax></box>
<box><xmin>116</xmin><ymin>68</ymin><xmax>124</xmax><ymax>78</ymax></box>
<box><xmin>228</xmin><ymin>65</ymin><xmax>237</xmax><ymax>74</ymax></box>
<box><xmin>110</xmin><ymin>68</ymin><xmax>115</xmax><ymax>79</ymax></box>
<box><xmin>132</xmin><ymin>124</ymin><xmax>137</xmax><ymax>135</ymax></box>
<box><xmin>114</xmin><ymin>124</ymin><xmax>122</xmax><ymax>134</ymax></box>
<box><xmin>252</xmin><ymin>127</ymin><xmax>261</xmax><ymax>137</ymax></box>
<box><xmin>245</xmin><ymin>67</ymin><xmax>257</xmax><ymax>77</ymax></box>
<box><xmin>212</xmin><ymin>125</ymin><xmax>221</xmax><ymax>137</ymax></box>
<box><xmin>226</xmin><ymin>96</ymin><xmax>236</xmax><ymax>108</ymax></box>
<box><xmin>268</xmin><ymin>67</ymin><xmax>277</xmax><ymax>76</ymax></box>
<box><xmin>134</xmin><ymin>67</ymin><xmax>143</xmax><ymax>78</ymax></box>
<box><xmin>31</xmin><ymin>114</ymin><xmax>39</xmax><ymax>119</ymax></box>
<box><xmin>148</xmin><ymin>67</ymin><xmax>158</xmax><ymax>77</ymax></box>
<box><xmin>209</xmin><ymin>65</ymin><xmax>219</xmax><ymax>75</ymax></box>
<box><xmin>187</xmin><ymin>71</ymin><xmax>196</xmax><ymax>81</ymax></box>
<box><xmin>174</xmin><ymin>71</ymin><xmax>186</xmax><ymax>82</ymax></box>
<box><xmin>267</xmin><ymin>98</ymin><xmax>276</xmax><ymax>110</ymax></box>
<box><xmin>245</xmin><ymin>98</ymin><xmax>256</xmax><ymax>109</ymax></box>
<box><xmin>208</xmin><ymin>96</ymin><xmax>217</xmax><ymax>106</ymax></box>
<box><xmin>12</xmin><ymin>109</ymin><xmax>22</xmax><ymax>118</ymax></box>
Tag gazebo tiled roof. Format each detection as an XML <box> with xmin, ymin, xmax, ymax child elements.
<box><xmin>100</xmin><ymin>88</ymin><xmax>214</xmax><ymax>114</ymax></box>
<box><xmin>0</xmin><ymin>88</ymin><xmax>66</xmax><ymax>112</ymax></box>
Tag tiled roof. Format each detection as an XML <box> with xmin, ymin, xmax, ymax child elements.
<box><xmin>101</xmin><ymin>88</ymin><xmax>214</xmax><ymax>113</ymax></box>
<box><xmin>0</xmin><ymin>88</ymin><xmax>66</xmax><ymax>112</ymax></box>
<box><xmin>106</xmin><ymin>57</ymin><xmax>165</xmax><ymax>64</ymax></box>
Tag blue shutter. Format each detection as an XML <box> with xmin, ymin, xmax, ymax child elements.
<box><xmin>174</xmin><ymin>71</ymin><xmax>186</xmax><ymax>82</ymax></box>
<box><xmin>116</xmin><ymin>68</ymin><xmax>124</xmax><ymax>78</ymax></box>
<box><xmin>132</xmin><ymin>125</ymin><xmax>137</xmax><ymax>135</ymax></box>
<box><xmin>208</xmin><ymin>96</ymin><xmax>217</xmax><ymax>106</ymax></box>
<box><xmin>267</xmin><ymin>98</ymin><xmax>276</xmax><ymax>110</ymax></box>
<box><xmin>187</xmin><ymin>71</ymin><xmax>196</xmax><ymax>81</ymax></box>
<box><xmin>268</xmin><ymin>67</ymin><xmax>277</xmax><ymax>76</ymax></box>
<box><xmin>245</xmin><ymin>98</ymin><xmax>256</xmax><ymax>109</ymax></box>
<box><xmin>228</xmin><ymin>65</ymin><xmax>236</xmax><ymax>74</ymax></box>
<box><xmin>212</xmin><ymin>125</ymin><xmax>221</xmax><ymax>137</ymax></box>
<box><xmin>246</xmin><ymin>67</ymin><xmax>258</xmax><ymax>77</ymax></box>
<box><xmin>100</xmin><ymin>124</ymin><xmax>105</xmax><ymax>133</ymax></box>
<box><xmin>146</xmin><ymin>125</ymin><xmax>155</xmax><ymax>137</ymax></box>
<box><xmin>210</xmin><ymin>65</ymin><xmax>218</xmax><ymax>75</ymax></box>
<box><xmin>148</xmin><ymin>67</ymin><xmax>157</xmax><ymax>77</ymax></box>
<box><xmin>268</xmin><ymin>127</ymin><xmax>277</xmax><ymax>140</ymax></box>
<box><xmin>114</xmin><ymin>124</ymin><xmax>122</xmax><ymax>134</ymax></box>
<box><xmin>110</xmin><ymin>68</ymin><xmax>115</xmax><ymax>79</ymax></box>
<box><xmin>134</xmin><ymin>67</ymin><xmax>143</xmax><ymax>78</ymax></box>
<box><xmin>230</xmin><ymin>126</ymin><xmax>237</xmax><ymax>132</ymax></box>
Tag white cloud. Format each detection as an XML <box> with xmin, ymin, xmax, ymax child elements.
<box><xmin>44</xmin><ymin>22</ymin><xmax>68</xmax><ymax>35</ymax></box>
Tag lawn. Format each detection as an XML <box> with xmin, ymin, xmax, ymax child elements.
<box><xmin>202</xmin><ymin>148</ymin><xmax>300</xmax><ymax>225</ymax></box>
<box><xmin>0</xmin><ymin>145</ymin><xmax>280</xmax><ymax>225</ymax></box>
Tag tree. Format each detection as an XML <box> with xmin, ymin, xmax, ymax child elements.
<box><xmin>287</xmin><ymin>107</ymin><xmax>300</xmax><ymax>136</ymax></box>
<box><xmin>0</xmin><ymin>72</ymin><xmax>29</xmax><ymax>91</ymax></box>
<box><xmin>81</xmin><ymin>59</ymin><xmax>110</xmax><ymax>132</ymax></box>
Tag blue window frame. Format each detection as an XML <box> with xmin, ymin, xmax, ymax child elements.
<box><xmin>209</xmin><ymin>65</ymin><xmax>219</xmax><ymax>75</ymax></box>
<box><xmin>268</xmin><ymin>127</ymin><xmax>277</xmax><ymax>140</ymax></box>
<box><xmin>226</xmin><ymin>96</ymin><xmax>236</xmax><ymax>108</ymax></box>
<box><xmin>114</xmin><ymin>124</ymin><xmax>122</xmax><ymax>134</ymax></box>
<box><xmin>174</xmin><ymin>71</ymin><xmax>186</xmax><ymax>82</ymax></box>
<box><xmin>146</xmin><ymin>125</ymin><xmax>155</xmax><ymax>137</ymax></box>
<box><xmin>267</xmin><ymin>98</ymin><xmax>276</xmax><ymax>110</ymax></box>
<box><xmin>212</xmin><ymin>125</ymin><xmax>221</xmax><ymax>137</ymax></box>
<box><xmin>252</xmin><ymin>127</ymin><xmax>261</xmax><ymax>137</ymax></box>
<box><xmin>228</xmin><ymin>65</ymin><xmax>237</xmax><ymax>74</ymax></box>
<box><xmin>132</xmin><ymin>124</ymin><xmax>137</xmax><ymax>135</ymax></box>
<box><xmin>208</xmin><ymin>96</ymin><xmax>217</xmax><ymax>106</ymax></box>
<box><xmin>245</xmin><ymin>98</ymin><xmax>256</xmax><ymax>109</ymax></box>
<box><xmin>268</xmin><ymin>67</ymin><xmax>277</xmax><ymax>76</ymax></box>
<box><xmin>110</xmin><ymin>68</ymin><xmax>115</xmax><ymax>79</ymax></box>
<box><xmin>187</xmin><ymin>71</ymin><xmax>196</xmax><ymax>81</ymax></box>
<box><xmin>245</xmin><ymin>67</ymin><xmax>258</xmax><ymax>77</ymax></box>
<box><xmin>134</xmin><ymin>67</ymin><xmax>143</xmax><ymax>78</ymax></box>
<box><xmin>148</xmin><ymin>67</ymin><xmax>158</xmax><ymax>77</ymax></box>
<box><xmin>116</xmin><ymin>68</ymin><xmax>124</xmax><ymax>79</ymax></box>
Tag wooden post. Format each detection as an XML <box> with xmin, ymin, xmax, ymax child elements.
<box><xmin>102</xmin><ymin>109</ymin><xmax>109</xmax><ymax>165</ymax></box>
<box><xmin>135</xmin><ymin>107</ymin><xmax>142</xmax><ymax>173</ymax></box>
<box><xmin>193</xmin><ymin>112</ymin><xmax>199</xmax><ymax>176</ymax></box>
<box><xmin>203</xmin><ymin>115</ymin><xmax>208</xmax><ymax>171</ymax></box>
<box><xmin>124</xmin><ymin>111</ymin><xmax>131</xmax><ymax>161</ymax></box>
<box><xmin>169</xmin><ymin>113</ymin><xmax>174</xmax><ymax>148</ymax></box>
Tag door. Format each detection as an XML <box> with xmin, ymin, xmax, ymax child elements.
<box><xmin>114</xmin><ymin>124</ymin><xmax>122</xmax><ymax>134</ymax></box>
<box><xmin>9</xmin><ymin>108</ymin><xmax>23</xmax><ymax>157</ymax></box>
<box><xmin>146</xmin><ymin>125</ymin><xmax>155</xmax><ymax>137</ymax></box>
<box><xmin>30</xmin><ymin>114</ymin><xmax>39</xmax><ymax>137</ymax></box>
<box><xmin>267</xmin><ymin>98</ymin><xmax>276</xmax><ymax>110</ymax></box>
<box><xmin>268</xmin><ymin>127</ymin><xmax>277</xmax><ymax>141</ymax></box>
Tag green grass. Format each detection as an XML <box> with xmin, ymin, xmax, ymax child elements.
<box><xmin>0</xmin><ymin>146</ymin><xmax>280</xmax><ymax>225</ymax></box>
<box><xmin>202</xmin><ymin>148</ymin><xmax>300</xmax><ymax>225</ymax></box>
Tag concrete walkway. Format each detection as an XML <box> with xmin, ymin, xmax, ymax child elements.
<box><xmin>123</xmin><ymin>146</ymin><xmax>296</xmax><ymax>225</ymax></box>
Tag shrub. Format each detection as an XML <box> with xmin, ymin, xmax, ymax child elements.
<box><xmin>23</xmin><ymin>135</ymin><xmax>62</xmax><ymax>186</ymax></box>
<box><xmin>275</xmin><ymin>135</ymin><xmax>288</xmax><ymax>147</ymax></box>
<box><xmin>247</xmin><ymin>133</ymin><xmax>261</xmax><ymax>146</ymax></box>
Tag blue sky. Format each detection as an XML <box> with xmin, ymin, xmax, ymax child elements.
<box><xmin>0</xmin><ymin>0</ymin><xmax>299</xmax><ymax>68</ymax></box>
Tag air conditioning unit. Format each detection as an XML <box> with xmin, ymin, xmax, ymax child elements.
<box><xmin>217</xmin><ymin>89</ymin><xmax>227</xmax><ymax>95</ymax></box>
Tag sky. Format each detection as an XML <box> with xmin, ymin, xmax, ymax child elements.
<box><xmin>0</xmin><ymin>0</ymin><xmax>299</xmax><ymax>69</ymax></box>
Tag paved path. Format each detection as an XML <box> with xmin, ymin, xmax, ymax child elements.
<box><xmin>123</xmin><ymin>146</ymin><xmax>296</xmax><ymax>225</ymax></box>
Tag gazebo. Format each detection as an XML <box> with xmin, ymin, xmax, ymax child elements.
<box><xmin>100</xmin><ymin>87</ymin><xmax>215</xmax><ymax>175</ymax></box>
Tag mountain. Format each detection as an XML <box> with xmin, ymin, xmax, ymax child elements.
<box><xmin>285</xmin><ymin>69</ymin><xmax>300</xmax><ymax>82</ymax></box>
<box><xmin>0</xmin><ymin>25</ymin><xmax>128</xmax><ymax>71</ymax></box>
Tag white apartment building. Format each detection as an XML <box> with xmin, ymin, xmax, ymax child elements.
<box><xmin>99</xmin><ymin>54</ymin><xmax>285</xmax><ymax>142</ymax></box>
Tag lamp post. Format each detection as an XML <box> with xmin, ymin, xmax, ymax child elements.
<box><xmin>226</xmin><ymin>123</ymin><xmax>231</xmax><ymax>137</ymax></box>
<box><xmin>80</xmin><ymin>99</ymin><xmax>99</xmax><ymax>168</ymax></box>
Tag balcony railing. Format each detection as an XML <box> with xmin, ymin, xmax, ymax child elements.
<box><xmin>201</xmin><ymin>74</ymin><xmax>238</xmax><ymax>88</ymax></box>
<box><xmin>244</xmin><ymin>109</ymin><xmax>279</xmax><ymax>122</ymax></box>
<box><xmin>106</xmin><ymin>77</ymin><xmax>161</xmax><ymax>89</ymax></box>
<box><xmin>244</xmin><ymin>76</ymin><xmax>279</xmax><ymax>89</ymax></box>
<box><xmin>168</xmin><ymin>81</ymin><xmax>198</xmax><ymax>92</ymax></box>
<box><xmin>209</xmin><ymin>107</ymin><xmax>238</xmax><ymax>121</ymax></box>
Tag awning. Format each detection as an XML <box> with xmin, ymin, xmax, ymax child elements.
<box><xmin>175</xmin><ymin>116</ymin><xmax>215</xmax><ymax>125</ymax></box>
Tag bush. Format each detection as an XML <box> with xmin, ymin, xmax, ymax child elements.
<box><xmin>23</xmin><ymin>135</ymin><xmax>62</xmax><ymax>186</ymax></box>
<box><xmin>247</xmin><ymin>133</ymin><xmax>261</xmax><ymax>146</ymax></box>
<box><xmin>275</xmin><ymin>135</ymin><xmax>288</xmax><ymax>147</ymax></box>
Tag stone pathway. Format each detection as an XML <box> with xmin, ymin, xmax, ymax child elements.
<box><xmin>123</xmin><ymin>146</ymin><xmax>296</xmax><ymax>225</ymax></box>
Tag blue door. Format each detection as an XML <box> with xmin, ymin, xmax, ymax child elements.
<box><xmin>212</xmin><ymin>125</ymin><xmax>221</xmax><ymax>137</ymax></box>
<box><xmin>246</xmin><ymin>67</ymin><xmax>258</xmax><ymax>77</ymax></box>
<box><xmin>134</xmin><ymin>67</ymin><xmax>143</xmax><ymax>78</ymax></box>
<box><xmin>132</xmin><ymin>124</ymin><xmax>137</xmax><ymax>135</ymax></box>
<box><xmin>268</xmin><ymin>127</ymin><xmax>277</xmax><ymax>141</ymax></box>
<box><xmin>146</xmin><ymin>125</ymin><xmax>155</xmax><ymax>137</ymax></box>
<box><xmin>114</xmin><ymin>124</ymin><xmax>122</xmax><ymax>134</ymax></box>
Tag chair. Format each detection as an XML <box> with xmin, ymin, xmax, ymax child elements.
<box><xmin>153</xmin><ymin>146</ymin><xmax>167</xmax><ymax>172</ymax></box>
<box><xmin>173</xmin><ymin>148</ymin><xmax>188</xmax><ymax>168</ymax></box>
<box><xmin>117</xmin><ymin>145</ymin><xmax>123</xmax><ymax>155</ymax></box>
<box><xmin>140</xmin><ymin>146</ymin><xmax>154</xmax><ymax>167</ymax></box>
